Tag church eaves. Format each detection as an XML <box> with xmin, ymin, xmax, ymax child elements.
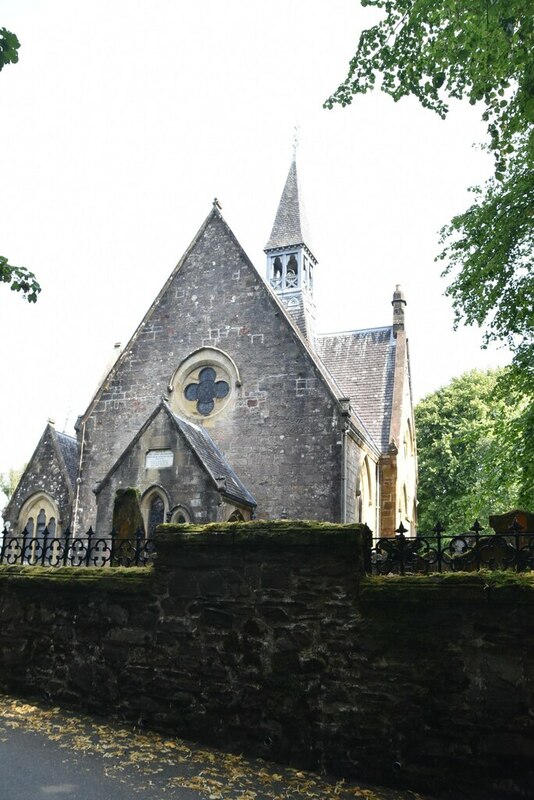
<box><xmin>265</xmin><ymin>158</ymin><xmax>314</xmax><ymax>252</ymax></box>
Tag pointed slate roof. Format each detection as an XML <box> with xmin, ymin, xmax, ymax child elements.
<box><xmin>315</xmin><ymin>327</ymin><xmax>396</xmax><ymax>453</ymax></box>
<box><xmin>55</xmin><ymin>431</ymin><xmax>79</xmax><ymax>488</ymax></box>
<box><xmin>265</xmin><ymin>158</ymin><xmax>314</xmax><ymax>252</ymax></box>
<box><xmin>169</xmin><ymin>410</ymin><xmax>256</xmax><ymax>508</ymax></box>
<box><xmin>2</xmin><ymin>425</ymin><xmax>79</xmax><ymax>519</ymax></box>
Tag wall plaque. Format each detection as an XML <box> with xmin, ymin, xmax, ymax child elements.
<box><xmin>145</xmin><ymin>449</ymin><xmax>174</xmax><ymax>469</ymax></box>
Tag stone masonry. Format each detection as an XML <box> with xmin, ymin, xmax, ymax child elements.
<box><xmin>0</xmin><ymin>521</ymin><xmax>532</xmax><ymax>798</ymax></box>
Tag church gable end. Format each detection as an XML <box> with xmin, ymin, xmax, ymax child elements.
<box><xmin>4</xmin><ymin>159</ymin><xmax>416</xmax><ymax>537</ymax></box>
<box><xmin>94</xmin><ymin>402</ymin><xmax>253</xmax><ymax>531</ymax></box>
<box><xmin>74</xmin><ymin>203</ymin><xmax>346</xmax><ymax>529</ymax></box>
<box><xmin>3</xmin><ymin>425</ymin><xmax>78</xmax><ymax>535</ymax></box>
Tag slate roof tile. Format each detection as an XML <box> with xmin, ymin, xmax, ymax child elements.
<box><xmin>315</xmin><ymin>327</ymin><xmax>396</xmax><ymax>453</ymax></box>
<box><xmin>55</xmin><ymin>431</ymin><xmax>79</xmax><ymax>489</ymax></box>
<box><xmin>265</xmin><ymin>159</ymin><xmax>314</xmax><ymax>252</ymax></box>
<box><xmin>171</xmin><ymin>412</ymin><xmax>256</xmax><ymax>508</ymax></box>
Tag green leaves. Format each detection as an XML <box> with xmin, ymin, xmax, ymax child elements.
<box><xmin>326</xmin><ymin>0</ymin><xmax>533</xmax><ymax>387</ymax></box>
<box><xmin>438</xmin><ymin>134</ymin><xmax>534</xmax><ymax>357</ymax></box>
<box><xmin>0</xmin><ymin>256</ymin><xmax>41</xmax><ymax>303</ymax></box>
<box><xmin>415</xmin><ymin>369</ymin><xmax>529</xmax><ymax>532</ymax></box>
<box><xmin>325</xmin><ymin>0</ymin><xmax>534</xmax><ymax>173</ymax></box>
<box><xmin>0</xmin><ymin>27</ymin><xmax>20</xmax><ymax>71</ymax></box>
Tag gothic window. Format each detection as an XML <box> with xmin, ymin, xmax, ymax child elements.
<box><xmin>271</xmin><ymin>256</ymin><xmax>283</xmax><ymax>288</ymax></box>
<box><xmin>185</xmin><ymin>367</ymin><xmax>230</xmax><ymax>416</ymax></box>
<box><xmin>402</xmin><ymin>485</ymin><xmax>409</xmax><ymax>521</ymax></box>
<box><xmin>148</xmin><ymin>494</ymin><xmax>165</xmax><ymax>536</ymax></box>
<box><xmin>228</xmin><ymin>509</ymin><xmax>244</xmax><ymax>522</ymax></box>
<box><xmin>170</xmin><ymin>505</ymin><xmax>192</xmax><ymax>524</ymax></box>
<box><xmin>18</xmin><ymin>493</ymin><xmax>60</xmax><ymax>539</ymax></box>
<box><xmin>141</xmin><ymin>487</ymin><xmax>169</xmax><ymax>537</ymax></box>
<box><xmin>169</xmin><ymin>347</ymin><xmax>239</xmax><ymax>420</ymax></box>
<box><xmin>358</xmin><ymin>457</ymin><xmax>374</xmax><ymax>529</ymax></box>
<box><xmin>36</xmin><ymin>509</ymin><xmax>47</xmax><ymax>540</ymax></box>
<box><xmin>17</xmin><ymin>493</ymin><xmax>61</xmax><ymax>564</ymax></box>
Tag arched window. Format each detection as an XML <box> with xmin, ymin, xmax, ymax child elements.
<box><xmin>403</xmin><ymin>485</ymin><xmax>409</xmax><ymax>521</ymax></box>
<box><xmin>18</xmin><ymin>493</ymin><xmax>60</xmax><ymax>538</ymax></box>
<box><xmin>285</xmin><ymin>254</ymin><xmax>298</xmax><ymax>288</ymax></box>
<box><xmin>148</xmin><ymin>494</ymin><xmax>165</xmax><ymax>536</ymax></box>
<box><xmin>170</xmin><ymin>505</ymin><xmax>192</xmax><ymax>524</ymax></box>
<box><xmin>227</xmin><ymin>509</ymin><xmax>244</xmax><ymax>522</ymax></box>
<box><xmin>270</xmin><ymin>256</ymin><xmax>283</xmax><ymax>289</ymax></box>
<box><xmin>36</xmin><ymin>509</ymin><xmax>47</xmax><ymax>541</ymax></box>
<box><xmin>358</xmin><ymin>456</ymin><xmax>374</xmax><ymax>529</ymax></box>
<box><xmin>16</xmin><ymin>493</ymin><xmax>61</xmax><ymax>564</ymax></box>
<box><xmin>141</xmin><ymin>487</ymin><xmax>169</xmax><ymax>537</ymax></box>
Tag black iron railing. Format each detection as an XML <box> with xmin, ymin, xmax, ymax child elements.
<box><xmin>0</xmin><ymin>527</ymin><xmax>156</xmax><ymax>568</ymax></box>
<box><xmin>369</xmin><ymin>519</ymin><xmax>534</xmax><ymax>575</ymax></box>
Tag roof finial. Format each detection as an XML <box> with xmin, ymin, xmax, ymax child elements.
<box><xmin>213</xmin><ymin>197</ymin><xmax>222</xmax><ymax>210</ymax></box>
<box><xmin>292</xmin><ymin>124</ymin><xmax>299</xmax><ymax>161</ymax></box>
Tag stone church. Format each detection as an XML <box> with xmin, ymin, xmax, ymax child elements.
<box><xmin>3</xmin><ymin>158</ymin><xmax>417</xmax><ymax>540</ymax></box>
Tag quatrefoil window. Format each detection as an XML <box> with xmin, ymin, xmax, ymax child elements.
<box><xmin>184</xmin><ymin>367</ymin><xmax>229</xmax><ymax>416</ymax></box>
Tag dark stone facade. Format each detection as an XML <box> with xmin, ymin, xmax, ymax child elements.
<box><xmin>76</xmin><ymin>211</ymin><xmax>344</xmax><ymax>530</ymax></box>
<box><xmin>95</xmin><ymin>404</ymin><xmax>227</xmax><ymax>529</ymax></box>
<box><xmin>3</xmin><ymin>425</ymin><xmax>77</xmax><ymax>533</ymax></box>
<box><xmin>4</xmin><ymin>166</ymin><xmax>417</xmax><ymax>536</ymax></box>
<box><xmin>0</xmin><ymin>521</ymin><xmax>532</xmax><ymax>798</ymax></box>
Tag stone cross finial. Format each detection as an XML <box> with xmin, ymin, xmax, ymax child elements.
<box><xmin>213</xmin><ymin>197</ymin><xmax>222</xmax><ymax>210</ymax></box>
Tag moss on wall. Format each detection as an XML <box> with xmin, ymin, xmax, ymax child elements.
<box><xmin>0</xmin><ymin>564</ymin><xmax>153</xmax><ymax>592</ymax></box>
<box><xmin>112</xmin><ymin>488</ymin><xmax>144</xmax><ymax>539</ymax></box>
<box><xmin>360</xmin><ymin>571</ymin><xmax>534</xmax><ymax>605</ymax></box>
<box><xmin>157</xmin><ymin>519</ymin><xmax>370</xmax><ymax>548</ymax></box>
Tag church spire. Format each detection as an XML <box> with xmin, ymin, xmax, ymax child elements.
<box><xmin>264</xmin><ymin>156</ymin><xmax>318</xmax><ymax>344</ymax></box>
<box><xmin>265</xmin><ymin>157</ymin><xmax>313</xmax><ymax>253</ymax></box>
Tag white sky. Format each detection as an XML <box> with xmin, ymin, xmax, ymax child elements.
<box><xmin>0</xmin><ymin>0</ymin><xmax>510</xmax><ymax>478</ymax></box>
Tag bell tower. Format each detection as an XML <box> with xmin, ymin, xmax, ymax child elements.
<box><xmin>264</xmin><ymin>156</ymin><xmax>318</xmax><ymax>345</ymax></box>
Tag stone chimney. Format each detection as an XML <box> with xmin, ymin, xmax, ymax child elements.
<box><xmin>392</xmin><ymin>285</ymin><xmax>406</xmax><ymax>338</ymax></box>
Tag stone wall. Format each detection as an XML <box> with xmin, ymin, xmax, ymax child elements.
<box><xmin>0</xmin><ymin>520</ymin><xmax>532</xmax><ymax>799</ymax></box>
